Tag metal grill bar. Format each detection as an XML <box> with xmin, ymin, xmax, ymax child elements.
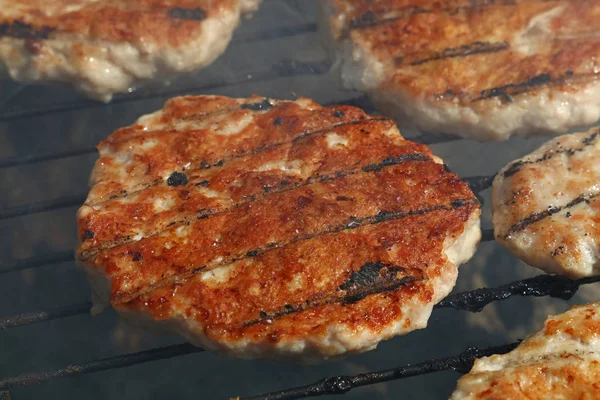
<box><xmin>0</xmin><ymin>250</ymin><xmax>74</xmax><ymax>275</ymax></box>
<box><xmin>0</xmin><ymin>171</ymin><xmax>492</xmax><ymax>220</ymax></box>
<box><xmin>0</xmin><ymin>194</ymin><xmax>87</xmax><ymax>221</ymax></box>
<box><xmin>5</xmin><ymin>263</ymin><xmax>598</xmax><ymax>333</ymax></box>
<box><xmin>0</xmin><ymin>343</ymin><xmax>204</xmax><ymax>390</ymax></box>
<box><xmin>0</xmin><ymin>302</ymin><xmax>91</xmax><ymax>330</ymax></box>
<box><xmin>0</xmin><ymin>147</ymin><xmax>96</xmax><ymax>169</ymax></box>
<box><xmin>0</xmin><ymin>229</ymin><xmax>495</xmax><ymax>276</ymax></box>
<box><xmin>0</xmin><ymin>55</ymin><xmax>326</xmax><ymax>123</ymax></box>
<box><xmin>0</xmin><ymin>95</ymin><xmax>461</xmax><ymax>170</ymax></box>
<box><xmin>240</xmin><ymin>342</ymin><xmax>520</xmax><ymax>400</ymax></box>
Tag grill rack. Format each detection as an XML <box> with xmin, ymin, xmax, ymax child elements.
<box><xmin>1</xmin><ymin>2</ymin><xmax>597</xmax><ymax>399</ymax></box>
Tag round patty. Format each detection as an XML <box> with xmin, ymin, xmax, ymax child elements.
<box><xmin>77</xmin><ymin>94</ymin><xmax>481</xmax><ymax>362</ymax></box>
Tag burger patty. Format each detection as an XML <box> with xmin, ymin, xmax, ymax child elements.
<box><xmin>0</xmin><ymin>0</ymin><xmax>260</xmax><ymax>101</ymax></box>
<box><xmin>450</xmin><ymin>302</ymin><xmax>600</xmax><ymax>399</ymax></box>
<box><xmin>493</xmin><ymin>128</ymin><xmax>600</xmax><ymax>278</ymax></box>
<box><xmin>318</xmin><ymin>0</ymin><xmax>600</xmax><ymax>140</ymax></box>
<box><xmin>76</xmin><ymin>94</ymin><xmax>481</xmax><ymax>362</ymax></box>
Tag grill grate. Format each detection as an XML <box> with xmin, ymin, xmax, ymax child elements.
<box><xmin>1</xmin><ymin>1</ymin><xmax>597</xmax><ymax>399</ymax></box>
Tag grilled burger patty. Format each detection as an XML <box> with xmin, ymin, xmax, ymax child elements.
<box><xmin>450</xmin><ymin>302</ymin><xmax>600</xmax><ymax>399</ymax></box>
<box><xmin>77</xmin><ymin>95</ymin><xmax>481</xmax><ymax>362</ymax></box>
<box><xmin>319</xmin><ymin>0</ymin><xmax>600</xmax><ymax>140</ymax></box>
<box><xmin>0</xmin><ymin>0</ymin><xmax>260</xmax><ymax>101</ymax></box>
<box><xmin>493</xmin><ymin>129</ymin><xmax>600</xmax><ymax>278</ymax></box>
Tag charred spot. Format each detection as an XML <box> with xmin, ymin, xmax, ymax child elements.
<box><xmin>362</xmin><ymin>154</ymin><xmax>429</xmax><ymax>172</ymax></box>
<box><xmin>246</xmin><ymin>249</ymin><xmax>260</xmax><ymax>257</ymax></box>
<box><xmin>333</xmin><ymin>110</ymin><xmax>345</xmax><ymax>118</ymax></box>
<box><xmin>109</xmin><ymin>194</ymin><xmax>119</xmax><ymax>200</ymax></box>
<box><xmin>339</xmin><ymin>262</ymin><xmax>388</xmax><ymax>291</ymax></box>
<box><xmin>566</xmin><ymin>211</ymin><xmax>572</xmax><ymax>218</ymax></box>
<box><xmin>199</xmin><ymin>160</ymin><xmax>211</xmax><ymax>169</ymax></box>
<box><xmin>551</xmin><ymin>246</ymin><xmax>566</xmax><ymax>257</ymax></box>
<box><xmin>259</xmin><ymin>311</ymin><xmax>268</xmax><ymax>318</ymax></box>
<box><xmin>297</xmin><ymin>195</ymin><xmax>313</xmax><ymax>209</ymax></box>
<box><xmin>132</xmin><ymin>252</ymin><xmax>143</xmax><ymax>262</ymax></box>
<box><xmin>583</xmin><ymin>132</ymin><xmax>599</xmax><ymax>146</ymax></box>
<box><xmin>478</xmin><ymin>73</ymin><xmax>552</xmax><ymax>102</ymax></box>
<box><xmin>566</xmin><ymin>69</ymin><xmax>574</xmax><ymax>76</ymax></box>
<box><xmin>197</xmin><ymin>209</ymin><xmax>211</xmax><ymax>219</ymax></box>
<box><xmin>346</xmin><ymin>216</ymin><xmax>361</xmax><ymax>228</ymax></box>
<box><xmin>214</xmin><ymin>160</ymin><xmax>224</xmax><ymax>167</ymax></box>
<box><xmin>167</xmin><ymin>7</ymin><xmax>207</xmax><ymax>20</ymax></box>
<box><xmin>273</xmin><ymin>116</ymin><xmax>284</xmax><ymax>125</ymax></box>
<box><xmin>166</xmin><ymin>221</ymin><xmax>177</xmax><ymax>227</ymax></box>
<box><xmin>374</xmin><ymin>210</ymin><xmax>395</xmax><ymax>223</ymax></box>
<box><xmin>241</xmin><ymin>99</ymin><xmax>273</xmax><ymax>111</ymax></box>
<box><xmin>336</xmin><ymin>196</ymin><xmax>351</xmax><ymax>201</ymax></box>
<box><xmin>0</xmin><ymin>20</ymin><xmax>55</xmax><ymax>39</ymax></box>
<box><xmin>83</xmin><ymin>230</ymin><xmax>95</xmax><ymax>240</ymax></box>
<box><xmin>451</xmin><ymin>198</ymin><xmax>468</xmax><ymax>208</ymax></box>
<box><xmin>196</xmin><ymin>180</ymin><xmax>210</xmax><ymax>187</ymax></box>
<box><xmin>167</xmin><ymin>172</ymin><xmax>188</xmax><ymax>186</ymax></box>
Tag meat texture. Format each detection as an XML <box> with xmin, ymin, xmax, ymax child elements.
<box><xmin>0</xmin><ymin>0</ymin><xmax>260</xmax><ymax>101</ymax></box>
<box><xmin>450</xmin><ymin>302</ymin><xmax>600</xmax><ymax>400</ymax></box>
<box><xmin>319</xmin><ymin>0</ymin><xmax>600</xmax><ymax>140</ymax></box>
<box><xmin>76</xmin><ymin>94</ymin><xmax>481</xmax><ymax>362</ymax></box>
<box><xmin>493</xmin><ymin>129</ymin><xmax>600</xmax><ymax>278</ymax></box>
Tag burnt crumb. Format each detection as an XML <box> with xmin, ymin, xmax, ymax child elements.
<box><xmin>566</xmin><ymin>212</ymin><xmax>572</xmax><ymax>218</ymax></box>
<box><xmin>197</xmin><ymin>209</ymin><xmax>211</xmax><ymax>219</ymax></box>
<box><xmin>0</xmin><ymin>20</ymin><xmax>55</xmax><ymax>39</ymax></box>
<box><xmin>333</xmin><ymin>110</ymin><xmax>345</xmax><ymax>118</ymax></box>
<box><xmin>214</xmin><ymin>160</ymin><xmax>224</xmax><ymax>167</ymax></box>
<box><xmin>167</xmin><ymin>7</ymin><xmax>207</xmax><ymax>20</ymax></box>
<box><xmin>83</xmin><ymin>230</ymin><xmax>95</xmax><ymax>240</ymax></box>
<box><xmin>196</xmin><ymin>180</ymin><xmax>210</xmax><ymax>187</ymax></box>
<box><xmin>551</xmin><ymin>246</ymin><xmax>565</xmax><ymax>257</ymax></box>
<box><xmin>132</xmin><ymin>252</ymin><xmax>143</xmax><ymax>262</ymax></box>
<box><xmin>109</xmin><ymin>194</ymin><xmax>119</xmax><ymax>199</ymax></box>
<box><xmin>200</xmin><ymin>160</ymin><xmax>211</xmax><ymax>169</ymax></box>
<box><xmin>336</xmin><ymin>196</ymin><xmax>352</xmax><ymax>201</ymax></box>
<box><xmin>273</xmin><ymin>116</ymin><xmax>284</xmax><ymax>125</ymax></box>
<box><xmin>259</xmin><ymin>311</ymin><xmax>268</xmax><ymax>318</ymax></box>
<box><xmin>241</xmin><ymin>99</ymin><xmax>273</xmax><ymax>111</ymax></box>
<box><xmin>167</xmin><ymin>171</ymin><xmax>188</xmax><ymax>186</ymax></box>
<box><xmin>263</xmin><ymin>185</ymin><xmax>272</xmax><ymax>193</ymax></box>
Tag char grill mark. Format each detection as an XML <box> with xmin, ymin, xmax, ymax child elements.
<box><xmin>93</xmin><ymin>115</ymin><xmax>383</xmax><ymax>205</ymax></box>
<box><xmin>0</xmin><ymin>20</ymin><xmax>55</xmax><ymax>39</ymax></box>
<box><xmin>502</xmin><ymin>193</ymin><xmax>600</xmax><ymax>239</ymax></box>
<box><xmin>167</xmin><ymin>7</ymin><xmax>207</xmax><ymax>20</ymax></box>
<box><xmin>347</xmin><ymin>0</ymin><xmax>560</xmax><ymax>30</ymax></box>
<box><xmin>243</xmin><ymin>263</ymin><xmax>423</xmax><ymax>327</ymax></box>
<box><xmin>397</xmin><ymin>41</ymin><xmax>510</xmax><ymax>66</ymax></box>
<box><xmin>472</xmin><ymin>71</ymin><xmax>598</xmax><ymax>103</ymax></box>
<box><xmin>503</xmin><ymin>130</ymin><xmax>599</xmax><ymax>177</ymax></box>
<box><xmin>80</xmin><ymin>151</ymin><xmax>433</xmax><ymax>259</ymax></box>
<box><xmin>117</xmin><ymin>197</ymin><xmax>477</xmax><ymax>304</ymax></box>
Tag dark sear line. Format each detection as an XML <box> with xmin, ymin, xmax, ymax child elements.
<box><xmin>80</xmin><ymin>152</ymin><xmax>433</xmax><ymax>259</ymax></box>
<box><xmin>167</xmin><ymin>7</ymin><xmax>207</xmax><ymax>20</ymax></box>
<box><xmin>397</xmin><ymin>41</ymin><xmax>510</xmax><ymax>66</ymax></box>
<box><xmin>348</xmin><ymin>0</ymin><xmax>564</xmax><ymax>30</ymax></box>
<box><xmin>502</xmin><ymin>130</ymin><xmax>599</xmax><ymax>177</ymax></box>
<box><xmin>118</xmin><ymin>198</ymin><xmax>478</xmax><ymax>304</ymax></box>
<box><xmin>90</xmin><ymin>115</ymin><xmax>385</xmax><ymax>206</ymax></box>
<box><xmin>0</xmin><ymin>20</ymin><xmax>55</xmax><ymax>39</ymax></box>
<box><xmin>472</xmin><ymin>71</ymin><xmax>598</xmax><ymax>103</ymax></box>
<box><xmin>502</xmin><ymin>192</ymin><xmax>600</xmax><ymax>239</ymax></box>
<box><xmin>242</xmin><ymin>263</ymin><xmax>423</xmax><ymax>327</ymax></box>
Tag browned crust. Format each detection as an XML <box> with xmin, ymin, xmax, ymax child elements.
<box><xmin>0</xmin><ymin>0</ymin><xmax>238</xmax><ymax>47</ymax></box>
<box><xmin>77</xmin><ymin>95</ymin><xmax>479</xmax><ymax>346</ymax></box>
<box><xmin>328</xmin><ymin>0</ymin><xmax>600</xmax><ymax>104</ymax></box>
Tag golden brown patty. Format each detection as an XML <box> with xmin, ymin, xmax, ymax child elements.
<box><xmin>0</xmin><ymin>0</ymin><xmax>260</xmax><ymax>101</ymax></box>
<box><xmin>319</xmin><ymin>0</ymin><xmax>600</xmax><ymax>140</ymax></box>
<box><xmin>451</xmin><ymin>302</ymin><xmax>600</xmax><ymax>399</ymax></box>
<box><xmin>77</xmin><ymin>95</ymin><xmax>481</xmax><ymax>362</ymax></box>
